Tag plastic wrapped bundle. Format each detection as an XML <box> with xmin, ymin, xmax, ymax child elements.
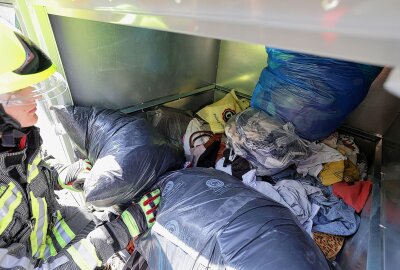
<box><xmin>52</xmin><ymin>105</ymin><xmax>184</xmax><ymax>207</ymax></box>
<box><xmin>225</xmin><ymin>108</ymin><xmax>310</xmax><ymax>176</ymax></box>
<box><xmin>251</xmin><ymin>48</ymin><xmax>383</xmax><ymax>141</ymax></box>
<box><xmin>136</xmin><ymin>168</ymin><xmax>329</xmax><ymax>270</ymax></box>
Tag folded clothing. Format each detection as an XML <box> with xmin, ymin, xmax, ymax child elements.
<box><xmin>332</xmin><ymin>180</ymin><xmax>372</xmax><ymax>213</ymax></box>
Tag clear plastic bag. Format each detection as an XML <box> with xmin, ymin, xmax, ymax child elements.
<box><xmin>225</xmin><ymin>108</ymin><xmax>310</xmax><ymax>176</ymax></box>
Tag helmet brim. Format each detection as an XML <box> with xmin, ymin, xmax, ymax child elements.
<box><xmin>0</xmin><ymin>72</ymin><xmax>68</xmax><ymax>105</ymax></box>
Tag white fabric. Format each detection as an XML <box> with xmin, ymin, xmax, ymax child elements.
<box><xmin>242</xmin><ymin>170</ymin><xmax>287</xmax><ymax>206</ymax></box>
<box><xmin>296</xmin><ymin>142</ymin><xmax>346</xmax><ymax>177</ymax></box>
<box><xmin>0</xmin><ymin>249</ymin><xmax>69</xmax><ymax>270</ymax></box>
<box><xmin>183</xmin><ymin>118</ymin><xmax>211</xmax><ymax>161</ymax></box>
<box><xmin>215</xmin><ymin>158</ymin><xmax>232</xmax><ymax>175</ymax></box>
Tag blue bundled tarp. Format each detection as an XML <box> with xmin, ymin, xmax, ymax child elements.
<box><xmin>251</xmin><ymin>48</ymin><xmax>383</xmax><ymax>141</ymax></box>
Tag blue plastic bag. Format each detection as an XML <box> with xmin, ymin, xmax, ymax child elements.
<box><xmin>251</xmin><ymin>48</ymin><xmax>382</xmax><ymax>141</ymax></box>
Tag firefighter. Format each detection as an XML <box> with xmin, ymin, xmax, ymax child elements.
<box><xmin>0</xmin><ymin>21</ymin><xmax>159</xmax><ymax>269</ymax></box>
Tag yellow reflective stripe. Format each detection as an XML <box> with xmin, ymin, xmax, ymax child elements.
<box><xmin>56</xmin><ymin>210</ymin><xmax>63</xmax><ymax>220</ymax></box>
<box><xmin>0</xmin><ymin>183</ymin><xmax>22</xmax><ymax>234</ymax></box>
<box><xmin>81</xmin><ymin>239</ymin><xmax>102</xmax><ymax>267</ymax></box>
<box><xmin>32</xmin><ymin>153</ymin><xmax>42</xmax><ymax>165</ymax></box>
<box><xmin>67</xmin><ymin>239</ymin><xmax>101</xmax><ymax>270</ymax></box>
<box><xmin>67</xmin><ymin>245</ymin><xmax>90</xmax><ymax>270</ymax></box>
<box><xmin>61</xmin><ymin>219</ymin><xmax>75</xmax><ymax>240</ymax></box>
<box><xmin>44</xmin><ymin>235</ymin><xmax>57</xmax><ymax>259</ymax></box>
<box><xmin>27</xmin><ymin>153</ymin><xmax>41</xmax><ymax>183</ymax></box>
<box><xmin>121</xmin><ymin>210</ymin><xmax>140</xmax><ymax>238</ymax></box>
<box><xmin>29</xmin><ymin>192</ymin><xmax>48</xmax><ymax>258</ymax></box>
<box><xmin>52</xmin><ymin>218</ymin><xmax>75</xmax><ymax>249</ymax></box>
<box><xmin>51</xmin><ymin>210</ymin><xmax>75</xmax><ymax>249</ymax></box>
<box><xmin>27</xmin><ymin>164</ymin><xmax>39</xmax><ymax>183</ymax></box>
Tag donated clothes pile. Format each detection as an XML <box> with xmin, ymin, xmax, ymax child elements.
<box><xmin>55</xmin><ymin>48</ymin><xmax>382</xmax><ymax>270</ymax></box>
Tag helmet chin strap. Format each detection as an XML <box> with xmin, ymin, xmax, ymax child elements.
<box><xmin>0</xmin><ymin>105</ymin><xmax>28</xmax><ymax>148</ymax></box>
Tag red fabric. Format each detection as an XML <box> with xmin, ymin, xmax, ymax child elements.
<box><xmin>18</xmin><ymin>134</ymin><xmax>27</xmax><ymax>150</ymax></box>
<box><xmin>332</xmin><ymin>180</ymin><xmax>372</xmax><ymax>213</ymax></box>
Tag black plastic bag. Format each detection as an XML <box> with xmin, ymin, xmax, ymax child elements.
<box><xmin>52</xmin><ymin>105</ymin><xmax>184</xmax><ymax>207</ymax></box>
<box><xmin>145</xmin><ymin>106</ymin><xmax>193</xmax><ymax>148</ymax></box>
<box><xmin>136</xmin><ymin>168</ymin><xmax>329</xmax><ymax>270</ymax></box>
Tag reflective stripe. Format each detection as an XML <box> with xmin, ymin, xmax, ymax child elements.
<box><xmin>0</xmin><ymin>251</ymin><xmax>68</xmax><ymax>270</ymax></box>
<box><xmin>35</xmin><ymin>255</ymin><xmax>69</xmax><ymax>270</ymax></box>
<box><xmin>29</xmin><ymin>192</ymin><xmax>48</xmax><ymax>258</ymax></box>
<box><xmin>44</xmin><ymin>235</ymin><xmax>57</xmax><ymax>259</ymax></box>
<box><xmin>51</xmin><ymin>210</ymin><xmax>75</xmax><ymax>249</ymax></box>
<box><xmin>27</xmin><ymin>164</ymin><xmax>39</xmax><ymax>182</ymax></box>
<box><xmin>27</xmin><ymin>153</ymin><xmax>41</xmax><ymax>183</ymax></box>
<box><xmin>67</xmin><ymin>239</ymin><xmax>101</xmax><ymax>270</ymax></box>
<box><xmin>0</xmin><ymin>182</ymin><xmax>22</xmax><ymax>234</ymax></box>
<box><xmin>32</xmin><ymin>153</ymin><xmax>42</xmax><ymax>165</ymax></box>
<box><xmin>52</xmin><ymin>219</ymin><xmax>75</xmax><ymax>249</ymax></box>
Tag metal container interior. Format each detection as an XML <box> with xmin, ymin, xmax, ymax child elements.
<box><xmin>49</xmin><ymin>15</ymin><xmax>400</xmax><ymax>270</ymax></box>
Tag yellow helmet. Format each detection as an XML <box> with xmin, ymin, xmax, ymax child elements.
<box><xmin>0</xmin><ymin>21</ymin><xmax>67</xmax><ymax>105</ymax></box>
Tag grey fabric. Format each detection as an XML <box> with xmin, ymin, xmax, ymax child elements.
<box><xmin>243</xmin><ymin>173</ymin><xmax>320</xmax><ymax>235</ymax></box>
<box><xmin>88</xmin><ymin>219</ymin><xmax>130</xmax><ymax>262</ymax></box>
<box><xmin>295</xmin><ymin>142</ymin><xmax>345</xmax><ymax>178</ymax></box>
<box><xmin>298</xmin><ymin>176</ymin><xmax>360</xmax><ymax>236</ymax></box>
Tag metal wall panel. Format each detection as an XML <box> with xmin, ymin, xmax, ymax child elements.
<box><xmin>49</xmin><ymin>15</ymin><xmax>219</xmax><ymax>109</ymax></box>
<box><xmin>216</xmin><ymin>41</ymin><xmax>266</xmax><ymax>95</ymax></box>
<box><xmin>39</xmin><ymin>0</ymin><xmax>400</xmax><ymax>67</ymax></box>
<box><xmin>382</xmin><ymin>115</ymin><xmax>400</xmax><ymax>270</ymax></box>
<box><xmin>344</xmin><ymin>68</ymin><xmax>400</xmax><ymax>137</ymax></box>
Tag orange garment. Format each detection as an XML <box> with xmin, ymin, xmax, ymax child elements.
<box><xmin>332</xmin><ymin>180</ymin><xmax>372</xmax><ymax>213</ymax></box>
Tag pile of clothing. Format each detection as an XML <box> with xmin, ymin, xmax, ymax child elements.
<box><xmin>173</xmin><ymin>92</ymin><xmax>373</xmax><ymax>261</ymax></box>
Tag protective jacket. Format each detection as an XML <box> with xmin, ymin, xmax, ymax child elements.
<box><xmin>0</xmin><ymin>127</ymin><xmax>130</xmax><ymax>270</ymax></box>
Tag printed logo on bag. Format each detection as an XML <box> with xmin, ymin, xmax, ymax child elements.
<box><xmin>222</xmin><ymin>109</ymin><xmax>236</xmax><ymax>122</ymax></box>
<box><xmin>162</xmin><ymin>180</ymin><xmax>185</xmax><ymax>201</ymax></box>
<box><xmin>163</xmin><ymin>181</ymin><xmax>174</xmax><ymax>196</ymax></box>
<box><xmin>206</xmin><ymin>179</ymin><xmax>224</xmax><ymax>188</ymax></box>
<box><xmin>165</xmin><ymin>220</ymin><xmax>180</xmax><ymax>235</ymax></box>
<box><xmin>206</xmin><ymin>179</ymin><xmax>232</xmax><ymax>195</ymax></box>
<box><xmin>0</xmin><ymin>183</ymin><xmax>8</xmax><ymax>198</ymax></box>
